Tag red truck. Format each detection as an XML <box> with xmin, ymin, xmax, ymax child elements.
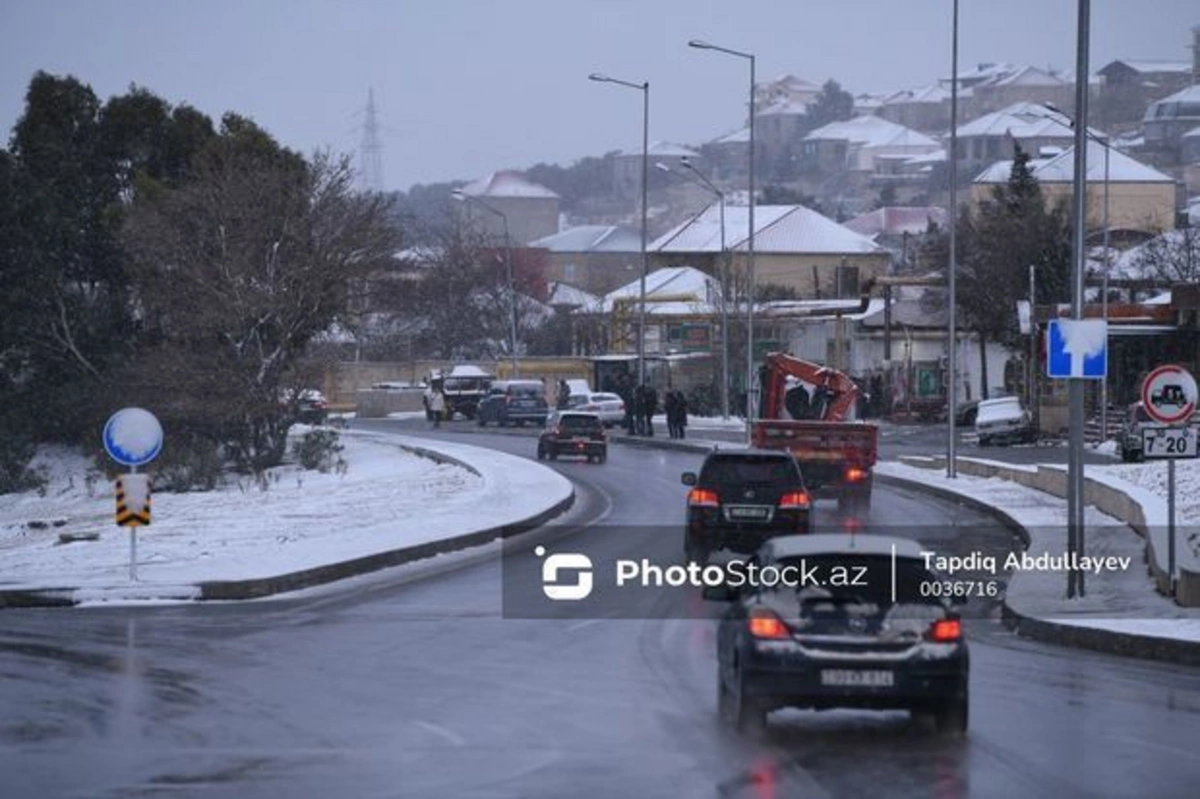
<box><xmin>751</xmin><ymin>352</ymin><xmax>878</xmax><ymax>513</ymax></box>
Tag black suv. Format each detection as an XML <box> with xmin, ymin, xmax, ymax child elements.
<box><xmin>477</xmin><ymin>380</ymin><xmax>549</xmax><ymax>427</ymax></box>
<box><xmin>681</xmin><ymin>449</ymin><xmax>811</xmax><ymax>564</ymax></box>
<box><xmin>706</xmin><ymin>533</ymin><xmax>969</xmax><ymax>736</ymax></box>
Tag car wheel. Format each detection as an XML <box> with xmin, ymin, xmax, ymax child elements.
<box><xmin>684</xmin><ymin>535</ymin><xmax>710</xmax><ymax>566</ymax></box>
<box><xmin>933</xmin><ymin>694</ymin><xmax>969</xmax><ymax>736</ymax></box>
<box><xmin>728</xmin><ymin>662</ymin><xmax>767</xmax><ymax>734</ymax></box>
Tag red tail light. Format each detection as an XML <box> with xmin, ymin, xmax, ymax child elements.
<box><xmin>687</xmin><ymin>488</ymin><xmax>719</xmax><ymax>507</ymax></box>
<box><xmin>845</xmin><ymin>467</ymin><xmax>869</xmax><ymax>483</ymax></box>
<box><xmin>928</xmin><ymin>618</ymin><xmax>962</xmax><ymax>642</ymax></box>
<box><xmin>747</xmin><ymin>608</ymin><xmax>790</xmax><ymax>640</ymax></box>
<box><xmin>778</xmin><ymin>490</ymin><xmax>810</xmax><ymax>509</ymax></box>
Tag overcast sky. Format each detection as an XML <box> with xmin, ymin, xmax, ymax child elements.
<box><xmin>1</xmin><ymin>1</ymin><xmax>1195</xmax><ymax>192</ymax></box>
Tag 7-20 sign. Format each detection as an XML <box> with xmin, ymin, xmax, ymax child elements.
<box><xmin>1142</xmin><ymin>425</ymin><xmax>1198</xmax><ymax>459</ymax></box>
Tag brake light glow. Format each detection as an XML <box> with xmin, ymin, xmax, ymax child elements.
<box><xmin>687</xmin><ymin>488</ymin><xmax>719</xmax><ymax>507</ymax></box>
<box><xmin>747</xmin><ymin>608</ymin><xmax>790</xmax><ymax>640</ymax></box>
<box><xmin>928</xmin><ymin>618</ymin><xmax>962</xmax><ymax>642</ymax></box>
<box><xmin>778</xmin><ymin>490</ymin><xmax>810</xmax><ymax>509</ymax></box>
<box><xmin>845</xmin><ymin>467</ymin><xmax>869</xmax><ymax>483</ymax></box>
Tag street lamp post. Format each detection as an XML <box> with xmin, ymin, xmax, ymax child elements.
<box><xmin>657</xmin><ymin>158</ymin><xmax>730</xmax><ymax>419</ymax></box>
<box><xmin>451</xmin><ymin>190</ymin><xmax>519</xmax><ymax>378</ymax></box>
<box><xmin>589</xmin><ymin>73</ymin><xmax>650</xmax><ymax>387</ymax></box>
<box><xmin>1045</xmin><ymin>102</ymin><xmax>1113</xmax><ymax>443</ymax></box>
<box><xmin>947</xmin><ymin>0</ymin><xmax>960</xmax><ymax>478</ymax></box>
<box><xmin>689</xmin><ymin>38</ymin><xmax>756</xmax><ymax>442</ymax></box>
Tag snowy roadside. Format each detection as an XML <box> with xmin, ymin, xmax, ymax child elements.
<box><xmin>0</xmin><ymin>429</ymin><xmax>571</xmax><ymax>601</ymax></box>
<box><xmin>876</xmin><ymin>461</ymin><xmax>1200</xmax><ymax>646</ymax></box>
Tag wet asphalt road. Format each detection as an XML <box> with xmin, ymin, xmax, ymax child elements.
<box><xmin>1</xmin><ymin>420</ymin><xmax>1198</xmax><ymax>798</ymax></box>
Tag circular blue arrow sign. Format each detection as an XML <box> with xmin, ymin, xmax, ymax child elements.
<box><xmin>103</xmin><ymin>408</ymin><xmax>164</xmax><ymax>467</ymax></box>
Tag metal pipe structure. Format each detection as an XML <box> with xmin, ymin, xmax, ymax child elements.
<box><xmin>451</xmin><ymin>190</ymin><xmax>519</xmax><ymax>377</ymax></box>
<box><xmin>947</xmin><ymin>0</ymin><xmax>960</xmax><ymax>478</ymax></box>
<box><xmin>656</xmin><ymin>159</ymin><xmax>731</xmax><ymax>418</ymax></box>
<box><xmin>689</xmin><ymin>38</ymin><xmax>755</xmax><ymax>440</ymax></box>
<box><xmin>589</xmin><ymin>73</ymin><xmax>650</xmax><ymax>387</ymax></box>
<box><xmin>1067</xmin><ymin>0</ymin><xmax>1092</xmax><ymax>599</ymax></box>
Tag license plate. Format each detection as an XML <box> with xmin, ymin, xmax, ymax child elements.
<box><xmin>727</xmin><ymin>506</ymin><xmax>768</xmax><ymax>520</ymax></box>
<box><xmin>820</xmin><ymin>670</ymin><xmax>894</xmax><ymax>687</ymax></box>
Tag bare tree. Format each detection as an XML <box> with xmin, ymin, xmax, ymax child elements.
<box><xmin>1130</xmin><ymin>228</ymin><xmax>1200</xmax><ymax>285</ymax></box>
<box><xmin>122</xmin><ymin>131</ymin><xmax>399</xmax><ymax>472</ymax></box>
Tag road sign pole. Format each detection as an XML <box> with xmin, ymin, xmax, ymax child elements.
<box><xmin>130</xmin><ymin>464</ymin><xmax>138</xmax><ymax>582</ymax></box>
<box><xmin>1168</xmin><ymin>457</ymin><xmax>1176</xmax><ymax>594</ymax></box>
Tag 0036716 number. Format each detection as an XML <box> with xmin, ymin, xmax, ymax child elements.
<box><xmin>920</xmin><ymin>579</ymin><xmax>999</xmax><ymax>599</ymax></box>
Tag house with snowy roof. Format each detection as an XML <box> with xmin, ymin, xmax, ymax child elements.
<box><xmin>971</xmin><ymin>140</ymin><xmax>1177</xmax><ymax>239</ymax></box>
<box><xmin>1143</xmin><ymin>85</ymin><xmax>1200</xmax><ymax>162</ymax></box>
<box><xmin>966</xmin><ymin>65</ymin><xmax>1074</xmax><ymax>119</ymax></box>
<box><xmin>528</xmin><ymin>225</ymin><xmax>642</xmax><ymax>296</ymax></box>
<box><xmin>802</xmin><ymin>115</ymin><xmax>941</xmax><ymax>176</ymax></box>
<box><xmin>456</xmin><ymin>170</ymin><xmax>560</xmax><ymax>245</ymax></box>
<box><xmin>649</xmin><ymin>203</ymin><xmax>890</xmax><ymax>299</ymax></box>
<box><xmin>613</xmin><ymin>141</ymin><xmax>700</xmax><ymax>198</ymax></box>
<box><xmin>954</xmin><ymin>101</ymin><xmax>1097</xmax><ymax>177</ymax></box>
<box><xmin>876</xmin><ymin>84</ymin><xmax>952</xmax><ymax>133</ymax></box>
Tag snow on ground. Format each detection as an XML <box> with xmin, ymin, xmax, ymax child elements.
<box><xmin>0</xmin><ymin>429</ymin><xmax>570</xmax><ymax>594</ymax></box>
<box><xmin>1094</xmin><ymin>458</ymin><xmax>1200</xmax><ymax>525</ymax></box>
<box><xmin>877</xmin><ymin>461</ymin><xmax>1200</xmax><ymax>643</ymax></box>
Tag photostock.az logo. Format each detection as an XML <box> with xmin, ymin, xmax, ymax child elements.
<box><xmin>536</xmin><ymin>546</ymin><xmax>593</xmax><ymax>601</ymax></box>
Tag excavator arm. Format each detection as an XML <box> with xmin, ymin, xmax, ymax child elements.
<box><xmin>759</xmin><ymin>352</ymin><xmax>860</xmax><ymax>422</ymax></box>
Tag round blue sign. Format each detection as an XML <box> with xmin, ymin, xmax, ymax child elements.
<box><xmin>103</xmin><ymin>408</ymin><xmax>164</xmax><ymax>467</ymax></box>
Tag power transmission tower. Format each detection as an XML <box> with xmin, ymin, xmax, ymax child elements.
<box><xmin>358</xmin><ymin>88</ymin><xmax>385</xmax><ymax>193</ymax></box>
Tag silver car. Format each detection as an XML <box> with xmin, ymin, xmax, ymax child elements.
<box><xmin>567</xmin><ymin>392</ymin><xmax>625</xmax><ymax>427</ymax></box>
<box><xmin>974</xmin><ymin>396</ymin><xmax>1034</xmax><ymax>446</ymax></box>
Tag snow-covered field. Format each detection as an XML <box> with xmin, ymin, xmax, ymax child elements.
<box><xmin>0</xmin><ymin>429</ymin><xmax>571</xmax><ymax>595</ymax></box>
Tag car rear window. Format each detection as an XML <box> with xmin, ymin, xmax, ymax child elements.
<box><xmin>508</xmin><ymin>384</ymin><xmax>543</xmax><ymax>397</ymax></box>
<box><xmin>559</xmin><ymin>415</ymin><xmax>600</xmax><ymax>431</ymax></box>
<box><xmin>700</xmin><ymin>455</ymin><xmax>798</xmax><ymax>485</ymax></box>
<box><xmin>772</xmin><ymin>555</ymin><xmax>942</xmax><ymax>606</ymax></box>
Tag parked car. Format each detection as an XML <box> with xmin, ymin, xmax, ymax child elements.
<box><xmin>681</xmin><ymin>449</ymin><xmax>811</xmax><ymax>565</ymax></box>
<box><xmin>537</xmin><ymin>411</ymin><xmax>607</xmax><ymax>463</ymax></box>
<box><xmin>974</xmin><ymin>396</ymin><xmax>1034</xmax><ymax>446</ymax></box>
<box><xmin>566</xmin><ymin>392</ymin><xmax>625</xmax><ymax>427</ymax></box>
<box><xmin>705</xmin><ymin>533</ymin><xmax>969</xmax><ymax>735</ymax></box>
<box><xmin>1118</xmin><ymin>402</ymin><xmax>1200</xmax><ymax>462</ymax></box>
<box><xmin>476</xmin><ymin>380</ymin><xmax>549</xmax><ymax>427</ymax></box>
<box><xmin>281</xmin><ymin>388</ymin><xmax>328</xmax><ymax>425</ymax></box>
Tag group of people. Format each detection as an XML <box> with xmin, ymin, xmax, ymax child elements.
<box><xmin>609</xmin><ymin>374</ymin><xmax>689</xmax><ymax>439</ymax></box>
<box><xmin>663</xmin><ymin>389</ymin><xmax>689</xmax><ymax>439</ymax></box>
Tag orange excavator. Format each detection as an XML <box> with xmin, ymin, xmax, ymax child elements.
<box><xmin>752</xmin><ymin>352</ymin><xmax>878</xmax><ymax>512</ymax></box>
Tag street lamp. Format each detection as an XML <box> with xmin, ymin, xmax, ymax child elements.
<box><xmin>589</xmin><ymin>72</ymin><xmax>650</xmax><ymax>387</ymax></box>
<box><xmin>1045</xmin><ymin>102</ymin><xmax>1112</xmax><ymax>443</ymax></box>
<box><xmin>689</xmin><ymin>38</ymin><xmax>756</xmax><ymax>441</ymax></box>
<box><xmin>656</xmin><ymin>158</ymin><xmax>730</xmax><ymax>419</ymax></box>
<box><xmin>947</xmin><ymin>0</ymin><xmax>960</xmax><ymax>479</ymax></box>
<box><xmin>451</xmin><ymin>189</ymin><xmax>520</xmax><ymax>377</ymax></box>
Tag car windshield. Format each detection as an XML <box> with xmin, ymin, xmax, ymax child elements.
<box><xmin>8</xmin><ymin>5</ymin><xmax>1196</xmax><ymax>796</ymax></box>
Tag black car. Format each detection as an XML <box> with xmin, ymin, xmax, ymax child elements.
<box><xmin>537</xmin><ymin>411</ymin><xmax>607</xmax><ymax>463</ymax></box>
<box><xmin>477</xmin><ymin>380</ymin><xmax>550</xmax><ymax>427</ymax></box>
<box><xmin>707</xmin><ymin>533</ymin><xmax>969</xmax><ymax>735</ymax></box>
<box><xmin>681</xmin><ymin>449</ymin><xmax>811</xmax><ymax>564</ymax></box>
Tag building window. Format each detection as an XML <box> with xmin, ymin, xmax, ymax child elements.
<box><xmin>563</xmin><ymin>263</ymin><xmax>577</xmax><ymax>283</ymax></box>
<box><xmin>836</xmin><ymin>265</ymin><xmax>860</xmax><ymax>298</ymax></box>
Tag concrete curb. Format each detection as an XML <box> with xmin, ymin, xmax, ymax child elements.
<box><xmin>877</xmin><ymin>469</ymin><xmax>1200</xmax><ymax>668</ymax></box>
<box><xmin>0</xmin><ymin>443</ymin><xmax>574</xmax><ymax>609</ymax></box>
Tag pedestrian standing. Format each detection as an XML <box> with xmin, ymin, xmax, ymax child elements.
<box><xmin>640</xmin><ymin>384</ymin><xmax>657</xmax><ymax>437</ymax></box>
<box><xmin>676</xmin><ymin>390</ymin><xmax>689</xmax><ymax>439</ymax></box>
<box><xmin>429</xmin><ymin>387</ymin><xmax>446</xmax><ymax>428</ymax></box>
<box><xmin>630</xmin><ymin>384</ymin><xmax>644</xmax><ymax>435</ymax></box>
<box><xmin>664</xmin><ymin>390</ymin><xmax>679</xmax><ymax>439</ymax></box>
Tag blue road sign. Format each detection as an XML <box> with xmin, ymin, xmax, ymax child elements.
<box><xmin>1046</xmin><ymin>319</ymin><xmax>1107</xmax><ymax>379</ymax></box>
<box><xmin>103</xmin><ymin>408</ymin><xmax>164</xmax><ymax>467</ymax></box>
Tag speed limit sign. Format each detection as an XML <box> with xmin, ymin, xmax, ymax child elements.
<box><xmin>1142</xmin><ymin>425</ymin><xmax>1198</xmax><ymax>459</ymax></box>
